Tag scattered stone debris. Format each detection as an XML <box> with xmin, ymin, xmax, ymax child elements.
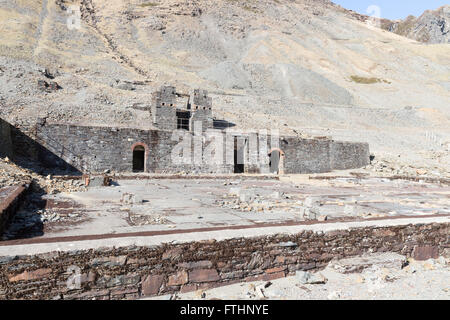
<box><xmin>0</xmin><ymin>157</ymin><xmax>86</xmax><ymax>193</ymax></box>
<box><xmin>121</xmin><ymin>193</ymin><xmax>144</xmax><ymax>205</ymax></box>
<box><xmin>37</xmin><ymin>80</ymin><xmax>62</xmax><ymax>92</ymax></box>
<box><xmin>366</xmin><ymin>159</ymin><xmax>450</xmax><ymax>178</ymax></box>
<box><xmin>39</xmin><ymin>68</ymin><xmax>58</xmax><ymax>79</ymax></box>
<box><xmin>216</xmin><ymin>187</ymin><xmax>313</xmax><ymax>215</ymax></box>
<box><xmin>328</xmin><ymin>252</ymin><xmax>408</xmax><ymax>274</ymax></box>
<box><xmin>1</xmin><ymin>203</ymin><xmax>86</xmax><ymax>241</ymax></box>
<box><xmin>0</xmin><ymin>156</ymin><xmax>88</xmax><ymax>240</ymax></box>
<box><xmin>299</xmin><ymin>197</ymin><xmax>322</xmax><ymax>220</ymax></box>
<box><xmin>296</xmin><ymin>271</ymin><xmax>328</xmax><ymax>284</ymax></box>
<box><xmin>86</xmin><ymin>175</ymin><xmax>111</xmax><ymax>187</ymax></box>
<box><xmin>127</xmin><ymin>212</ymin><xmax>169</xmax><ymax>226</ymax></box>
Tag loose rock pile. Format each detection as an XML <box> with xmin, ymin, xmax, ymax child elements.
<box><xmin>0</xmin><ymin>157</ymin><xmax>86</xmax><ymax>194</ymax></box>
<box><xmin>128</xmin><ymin>213</ymin><xmax>170</xmax><ymax>226</ymax></box>
<box><xmin>120</xmin><ymin>192</ymin><xmax>169</xmax><ymax>226</ymax></box>
<box><xmin>366</xmin><ymin>158</ymin><xmax>449</xmax><ymax>178</ymax></box>
<box><xmin>216</xmin><ymin>187</ymin><xmax>327</xmax><ymax>221</ymax></box>
<box><xmin>217</xmin><ymin>188</ymin><xmax>302</xmax><ymax>214</ymax></box>
<box><xmin>1</xmin><ymin>207</ymin><xmax>85</xmax><ymax>240</ymax></box>
<box><xmin>38</xmin><ymin>208</ymin><xmax>83</xmax><ymax>224</ymax></box>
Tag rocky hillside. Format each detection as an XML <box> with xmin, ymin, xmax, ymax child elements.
<box><xmin>382</xmin><ymin>5</ymin><xmax>450</xmax><ymax>44</ymax></box>
<box><xmin>0</xmin><ymin>0</ymin><xmax>449</xmax><ymax>172</ymax></box>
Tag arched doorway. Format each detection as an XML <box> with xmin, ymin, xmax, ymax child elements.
<box><xmin>133</xmin><ymin>146</ymin><xmax>145</xmax><ymax>172</ymax></box>
<box><xmin>131</xmin><ymin>143</ymin><xmax>149</xmax><ymax>172</ymax></box>
<box><xmin>268</xmin><ymin>149</ymin><xmax>285</xmax><ymax>174</ymax></box>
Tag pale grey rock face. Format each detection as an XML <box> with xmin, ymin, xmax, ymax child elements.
<box><xmin>386</xmin><ymin>5</ymin><xmax>450</xmax><ymax>44</ymax></box>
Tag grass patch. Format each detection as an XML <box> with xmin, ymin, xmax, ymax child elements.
<box><xmin>139</xmin><ymin>2</ymin><xmax>158</xmax><ymax>7</ymax></box>
<box><xmin>350</xmin><ymin>75</ymin><xmax>391</xmax><ymax>84</ymax></box>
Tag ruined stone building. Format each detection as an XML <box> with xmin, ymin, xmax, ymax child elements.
<box><xmin>0</xmin><ymin>86</ymin><xmax>370</xmax><ymax>175</ymax></box>
<box><xmin>151</xmin><ymin>86</ymin><xmax>213</xmax><ymax>132</ymax></box>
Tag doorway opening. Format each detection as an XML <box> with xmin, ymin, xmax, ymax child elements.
<box><xmin>268</xmin><ymin>149</ymin><xmax>284</xmax><ymax>174</ymax></box>
<box><xmin>234</xmin><ymin>137</ymin><xmax>245</xmax><ymax>174</ymax></box>
<box><xmin>133</xmin><ymin>145</ymin><xmax>145</xmax><ymax>172</ymax></box>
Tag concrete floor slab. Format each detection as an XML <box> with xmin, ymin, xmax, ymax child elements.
<box><xmin>1</xmin><ymin>176</ymin><xmax>449</xmax><ymax>246</ymax></box>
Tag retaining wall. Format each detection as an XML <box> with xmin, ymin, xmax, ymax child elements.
<box><xmin>0</xmin><ymin>118</ymin><xmax>13</xmax><ymax>158</ymax></box>
<box><xmin>0</xmin><ymin>222</ymin><xmax>447</xmax><ymax>300</ymax></box>
<box><xmin>0</xmin><ymin>184</ymin><xmax>28</xmax><ymax>237</ymax></box>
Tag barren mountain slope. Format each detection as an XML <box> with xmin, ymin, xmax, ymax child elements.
<box><xmin>0</xmin><ymin>0</ymin><xmax>449</xmax><ymax>172</ymax></box>
<box><xmin>383</xmin><ymin>5</ymin><xmax>450</xmax><ymax>44</ymax></box>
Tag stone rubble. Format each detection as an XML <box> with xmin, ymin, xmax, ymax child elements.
<box><xmin>215</xmin><ymin>188</ymin><xmax>331</xmax><ymax>221</ymax></box>
<box><xmin>296</xmin><ymin>270</ymin><xmax>328</xmax><ymax>284</ymax></box>
<box><xmin>365</xmin><ymin>158</ymin><xmax>450</xmax><ymax>179</ymax></box>
<box><xmin>327</xmin><ymin>252</ymin><xmax>408</xmax><ymax>274</ymax></box>
<box><xmin>1</xmin><ymin>206</ymin><xmax>85</xmax><ymax>241</ymax></box>
<box><xmin>216</xmin><ymin>187</ymin><xmax>313</xmax><ymax>216</ymax></box>
<box><xmin>0</xmin><ymin>157</ymin><xmax>86</xmax><ymax>194</ymax></box>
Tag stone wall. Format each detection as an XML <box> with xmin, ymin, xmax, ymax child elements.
<box><xmin>151</xmin><ymin>86</ymin><xmax>191</xmax><ymax>131</ymax></box>
<box><xmin>0</xmin><ymin>118</ymin><xmax>13</xmax><ymax>158</ymax></box>
<box><xmin>33</xmin><ymin>124</ymin><xmax>233</xmax><ymax>174</ymax></box>
<box><xmin>2</xmin><ymin>120</ymin><xmax>369</xmax><ymax>175</ymax></box>
<box><xmin>282</xmin><ymin>137</ymin><xmax>370</xmax><ymax>174</ymax></box>
<box><xmin>330</xmin><ymin>141</ymin><xmax>371</xmax><ymax>171</ymax></box>
<box><xmin>0</xmin><ymin>223</ymin><xmax>447</xmax><ymax>300</ymax></box>
<box><xmin>190</xmin><ymin>109</ymin><xmax>214</xmax><ymax>132</ymax></box>
<box><xmin>282</xmin><ymin>138</ymin><xmax>332</xmax><ymax>174</ymax></box>
<box><xmin>193</xmin><ymin>89</ymin><xmax>212</xmax><ymax>109</ymax></box>
<box><xmin>0</xmin><ymin>184</ymin><xmax>28</xmax><ymax>237</ymax></box>
<box><xmin>151</xmin><ymin>105</ymin><xmax>177</xmax><ymax>131</ymax></box>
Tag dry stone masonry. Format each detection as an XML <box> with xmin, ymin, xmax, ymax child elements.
<box><xmin>0</xmin><ymin>222</ymin><xmax>447</xmax><ymax>300</ymax></box>
<box><xmin>0</xmin><ymin>184</ymin><xmax>28</xmax><ymax>236</ymax></box>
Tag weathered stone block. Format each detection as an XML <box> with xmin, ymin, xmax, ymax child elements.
<box><xmin>80</xmin><ymin>271</ymin><xmax>97</xmax><ymax>284</ymax></box>
<box><xmin>99</xmin><ymin>274</ymin><xmax>140</xmax><ymax>288</ymax></box>
<box><xmin>90</xmin><ymin>255</ymin><xmax>127</xmax><ymax>267</ymax></box>
<box><xmin>8</xmin><ymin>268</ymin><xmax>52</xmax><ymax>282</ymax></box>
<box><xmin>141</xmin><ymin>274</ymin><xmax>164</xmax><ymax>296</ymax></box>
<box><xmin>180</xmin><ymin>283</ymin><xmax>198</xmax><ymax>294</ymax></box>
<box><xmin>296</xmin><ymin>262</ymin><xmax>316</xmax><ymax>271</ymax></box>
<box><xmin>412</xmin><ymin>245</ymin><xmax>439</xmax><ymax>261</ymax></box>
<box><xmin>220</xmin><ymin>270</ymin><xmax>244</xmax><ymax>280</ymax></box>
<box><xmin>168</xmin><ymin>270</ymin><xmax>188</xmax><ymax>286</ymax></box>
<box><xmin>189</xmin><ymin>269</ymin><xmax>220</xmax><ymax>283</ymax></box>
<box><xmin>66</xmin><ymin>289</ymin><xmax>110</xmax><ymax>300</ymax></box>
<box><xmin>296</xmin><ymin>271</ymin><xmax>327</xmax><ymax>284</ymax></box>
<box><xmin>177</xmin><ymin>260</ymin><xmax>212</xmax><ymax>269</ymax></box>
<box><xmin>110</xmin><ymin>287</ymin><xmax>139</xmax><ymax>299</ymax></box>
<box><xmin>126</xmin><ymin>257</ymin><xmax>146</xmax><ymax>265</ymax></box>
<box><xmin>265</xmin><ymin>266</ymin><xmax>286</xmax><ymax>274</ymax></box>
<box><xmin>162</xmin><ymin>248</ymin><xmax>183</xmax><ymax>260</ymax></box>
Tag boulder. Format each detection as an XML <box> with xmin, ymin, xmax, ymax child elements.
<box><xmin>296</xmin><ymin>270</ymin><xmax>327</xmax><ymax>284</ymax></box>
